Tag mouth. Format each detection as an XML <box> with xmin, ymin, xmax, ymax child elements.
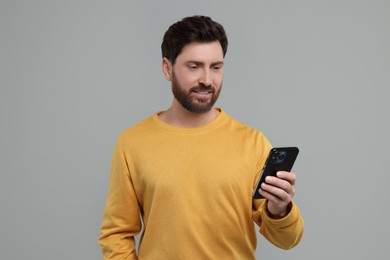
<box><xmin>193</xmin><ymin>90</ymin><xmax>212</xmax><ymax>95</ymax></box>
<box><xmin>191</xmin><ymin>86</ymin><xmax>214</xmax><ymax>95</ymax></box>
<box><xmin>191</xmin><ymin>90</ymin><xmax>213</xmax><ymax>99</ymax></box>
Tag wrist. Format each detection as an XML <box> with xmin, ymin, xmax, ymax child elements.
<box><xmin>266</xmin><ymin>201</ymin><xmax>292</xmax><ymax>219</ymax></box>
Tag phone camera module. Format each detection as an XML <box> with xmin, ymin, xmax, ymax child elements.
<box><xmin>271</xmin><ymin>151</ymin><xmax>287</xmax><ymax>163</ymax></box>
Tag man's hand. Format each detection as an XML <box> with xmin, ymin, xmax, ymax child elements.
<box><xmin>258</xmin><ymin>171</ymin><xmax>296</xmax><ymax>218</ymax></box>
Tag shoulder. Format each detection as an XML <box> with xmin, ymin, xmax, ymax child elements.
<box><xmin>223</xmin><ymin>110</ymin><xmax>272</xmax><ymax>148</ymax></box>
<box><xmin>116</xmin><ymin>114</ymin><xmax>156</xmax><ymax>146</ymax></box>
<box><xmin>224</xmin><ymin>111</ymin><xmax>267</xmax><ymax>138</ymax></box>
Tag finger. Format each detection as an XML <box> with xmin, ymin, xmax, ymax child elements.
<box><xmin>265</xmin><ymin>176</ymin><xmax>294</xmax><ymax>196</ymax></box>
<box><xmin>259</xmin><ymin>188</ymin><xmax>283</xmax><ymax>203</ymax></box>
<box><xmin>276</xmin><ymin>171</ymin><xmax>296</xmax><ymax>186</ymax></box>
<box><xmin>261</xmin><ymin>182</ymin><xmax>291</xmax><ymax>202</ymax></box>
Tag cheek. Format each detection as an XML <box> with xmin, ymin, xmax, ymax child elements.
<box><xmin>213</xmin><ymin>73</ymin><xmax>224</xmax><ymax>86</ymax></box>
<box><xmin>177</xmin><ymin>72</ymin><xmax>199</xmax><ymax>86</ymax></box>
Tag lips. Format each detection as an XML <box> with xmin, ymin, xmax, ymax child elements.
<box><xmin>194</xmin><ymin>90</ymin><xmax>211</xmax><ymax>94</ymax></box>
<box><xmin>191</xmin><ymin>86</ymin><xmax>214</xmax><ymax>95</ymax></box>
<box><xmin>192</xmin><ymin>90</ymin><xmax>213</xmax><ymax>99</ymax></box>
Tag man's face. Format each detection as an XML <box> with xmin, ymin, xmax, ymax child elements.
<box><xmin>168</xmin><ymin>41</ymin><xmax>224</xmax><ymax>113</ymax></box>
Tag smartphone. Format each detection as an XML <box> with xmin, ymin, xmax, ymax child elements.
<box><xmin>252</xmin><ymin>147</ymin><xmax>299</xmax><ymax>199</ymax></box>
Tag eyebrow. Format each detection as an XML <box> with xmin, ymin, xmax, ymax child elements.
<box><xmin>186</xmin><ymin>61</ymin><xmax>224</xmax><ymax>67</ymax></box>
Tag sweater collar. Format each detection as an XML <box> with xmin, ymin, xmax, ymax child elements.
<box><xmin>152</xmin><ymin>108</ymin><xmax>227</xmax><ymax>134</ymax></box>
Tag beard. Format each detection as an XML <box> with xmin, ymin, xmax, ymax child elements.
<box><xmin>171</xmin><ymin>71</ymin><xmax>222</xmax><ymax>114</ymax></box>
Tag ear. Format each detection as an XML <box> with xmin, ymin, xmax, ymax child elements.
<box><xmin>162</xmin><ymin>57</ymin><xmax>173</xmax><ymax>81</ymax></box>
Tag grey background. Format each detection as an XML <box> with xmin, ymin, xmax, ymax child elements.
<box><xmin>1</xmin><ymin>0</ymin><xmax>389</xmax><ymax>259</ymax></box>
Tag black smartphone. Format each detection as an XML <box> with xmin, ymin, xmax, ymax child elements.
<box><xmin>252</xmin><ymin>147</ymin><xmax>299</xmax><ymax>199</ymax></box>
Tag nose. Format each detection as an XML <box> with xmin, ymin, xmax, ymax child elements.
<box><xmin>198</xmin><ymin>69</ymin><xmax>212</xmax><ymax>87</ymax></box>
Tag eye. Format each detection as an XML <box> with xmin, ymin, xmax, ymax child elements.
<box><xmin>212</xmin><ymin>65</ymin><xmax>223</xmax><ymax>71</ymax></box>
<box><xmin>187</xmin><ymin>64</ymin><xmax>198</xmax><ymax>70</ymax></box>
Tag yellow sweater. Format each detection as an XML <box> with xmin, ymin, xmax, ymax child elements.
<box><xmin>99</xmin><ymin>109</ymin><xmax>304</xmax><ymax>259</ymax></box>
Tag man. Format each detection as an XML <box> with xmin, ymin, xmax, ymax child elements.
<box><xmin>99</xmin><ymin>15</ymin><xmax>304</xmax><ymax>259</ymax></box>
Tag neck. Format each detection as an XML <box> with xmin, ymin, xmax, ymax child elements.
<box><xmin>159</xmin><ymin>102</ymin><xmax>220</xmax><ymax>128</ymax></box>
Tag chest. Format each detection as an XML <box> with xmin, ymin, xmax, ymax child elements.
<box><xmin>128</xmin><ymin>135</ymin><xmax>259</xmax><ymax>207</ymax></box>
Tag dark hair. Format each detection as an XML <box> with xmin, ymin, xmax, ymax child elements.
<box><xmin>161</xmin><ymin>15</ymin><xmax>228</xmax><ymax>64</ymax></box>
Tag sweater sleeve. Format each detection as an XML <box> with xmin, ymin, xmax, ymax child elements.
<box><xmin>252</xmin><ymin>199</ymin><xmax>304</xmax><ymax>249</ymax></box>
<box><xmin>98</xmin><ymin>139</ymin><xmax>142</xmax><ymax>260</ymax></box>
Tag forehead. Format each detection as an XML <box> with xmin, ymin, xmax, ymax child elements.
<box><xmin>176</xmin><ymin>41</ymin><xmax>224</xmax><ymax>63</ymax></box>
